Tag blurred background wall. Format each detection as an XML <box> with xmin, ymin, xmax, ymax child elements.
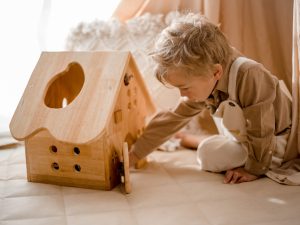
<box><xmin>0</xmin><ymin>0</ymin><xmax>293</xmax><ymax>134</ymax></box>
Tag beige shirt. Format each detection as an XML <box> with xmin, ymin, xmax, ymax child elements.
<box><xmin>132</xmin><ymin>55</ymin><xmax>296</xmax><ymax>176</ymax></box>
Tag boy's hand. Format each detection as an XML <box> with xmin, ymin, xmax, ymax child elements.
<box><xmin>129</xmin><ymin>151</ymin><xmax>139</xmax><ymax>167</ymax></box>
<box><xmin>224</xmin><ymin>167</ymin><xmax>259</xmax><ymax>184</ymax></box>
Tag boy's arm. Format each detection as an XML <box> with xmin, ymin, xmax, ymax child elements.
<box><xmin>237</xmin><ymin>62</ymin><xmax>291</xmax><ymax>176</ymax></box>
<box><xmin>131</xmin><ymin>99</ymin><xmax>205</xmax><ymax>160</ymax></box>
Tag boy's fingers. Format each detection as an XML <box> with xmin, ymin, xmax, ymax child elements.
<box><xmin>128</xmin><ymin>152</ymin><xmax>138</xmax><ymax>167</ymax></box>
<box><xmin>224</xmin><ymin>170</ymin><xmax>233</xmax><ymax>183</ymax></box>
<box><xmin>230</xmin><ymin>172</ymin><xmax>240</xmax><ymax>184</ymax></box>
<box><xmin>224</xmin><ymin>168</ymin><xmax>259</xmax><ymax>184</ymax></box>
<box><xmin>237</xmin><ymin>176</ymin><xmax>248</xmax><ymax>183</ymax></box>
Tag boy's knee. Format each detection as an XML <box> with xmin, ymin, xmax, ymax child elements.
<box><xmin>197</xmin><ymin>135</ymin><xmax>220</xmax><ymax>172</ymax></box>
<box><xmin>196</xmin><ymin>135</ymin><xmax>247</xmax><ymax>172</ymax></box>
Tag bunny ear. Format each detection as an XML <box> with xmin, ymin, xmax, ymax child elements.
<box><xmin>212</xmin><ymin>100</ymin><xmax>226</xmax><ymax>118</ymax></box>
<box><xmin>212</xmin><ymin>100</ymin><xmax>247</xmax><ymax>141</ymax></box>
<box><xmin>222</xmin><ymin>101</ymin><xmax>247</xmax><ymax>141</ymax></box>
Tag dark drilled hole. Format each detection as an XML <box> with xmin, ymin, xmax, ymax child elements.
<box><xmin>74</xmin><ymin>164</ymin><xmax>81</xmax><ymax>172</ymax></box>
<box><xmin>51</xmin><ymin>162</ymin><xmax>59</xmax><ymax>171</ymax></box>
<box><xmin>73</xmin><ymin>147</ymin><xmax>80</xmax><ymax>155</ymax></box>
<box><xmin>124</xmin><ymin>73</ymin><xmax>133</xmax><ymax>86</ymax></box>
<box><xmin>50</xmin><ymin>145</ymin><xmax>58</xmax><ymax>153</ymax></box>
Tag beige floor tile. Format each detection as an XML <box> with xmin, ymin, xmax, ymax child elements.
<box><xmin>132</xmin><ymin>203</ymin><xmax>212</xmax><ymax>225</ymax></box>
<box><xmin>235</xmin><ymin>178</ymin><xmax>300</xmax><ymax>197</ymax></box>
<box><xmin>0</xmin><ymin>166</ymin><xmax>7</xmax><ymax>180</ymax></box>
<box><xmin>3</xmin><ymin>180</ymin><xmax>62</xmax><ymax>198</ymax></box>
<box><xmin>260</xmin><ymin>193</ymin><xmax>300</xmax><ymax>221</ymax></box>
<box><xmin>2</xmin><ymin>195</ymin><xmax>65</xmax><ymax>220</ymax></box>
<box><xmin>67</xmin><ymin>210</ymin><xmax>138</xmax><ymax>225</ymax></box>
<box><xmin>63</xmin><ymin>189</ymin><xmax>129</xmax><ymax>215</ymax></box>
<box><xmin>62</xmin><ymin>186</ymin><xmax>104</xmax><ymax>195</ymax></box>
<box><xmin>246</xmin><ymin>219</ymin><xmax>300</xmax><ymax>225</ymax></box>
<box><xmin>6</xmin><ymin>147</ymin><xmax>25</xmax><ymax>165</ymax></box>
<box><xmin>130</xmin><ymin>163</ymin><xmax>177</xmax><ymax>190</ymax></box>
<box><xmin>7</xmin><ymin>164</ymin><xmax>27</xmax><ymax>180</ymax></box>
<box><xmin>0</xmin><ymin>198</ymin><xmax>4</xmax><ymax>220</ymax></box>
<box><xmin>180</xmin><ymin>180</ymin><xmax>248</xmax><ymax>202</ymax></box>
<box><xmin>165</xmin><ymin>166</ymin><xmax>223</xmax><ymax>183</ymax></box>
<box><xmin>152</xmin><ymin>150</ymin><xmax>224</xmax><ymax>183</ymax></box>
<box><xmin>1</xmin><ymin>217</ymin><xmax>67</xmax><ymax>225</ymax></box>
<box><xmin>126</xmin><ymin>184</ymin><xmax>190</xmax><ymax>209</ymax></box>
<box><xmin>0</xmin><ymin>149</ymin><xmax>14</xmax><ymax>164</ymax></box>
<box><xmin>0</xmin><ymin>180</ymin><xmax>4</xmax><ymax>198</ymax></box>
<box><xmin>150</xmin><ymin>150</ymin><xmax>198</xmax><ymax>166</ymax></box>
<box><xmin>197</xmin><ymin>194</ymin><xmax>300</xmax><ymax>225</ymax></box>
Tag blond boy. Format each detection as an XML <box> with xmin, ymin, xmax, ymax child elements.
<box><xmin>129</xmin><ymin>13</ymin><xmax>296</xmax><ymax>184</ymax></box>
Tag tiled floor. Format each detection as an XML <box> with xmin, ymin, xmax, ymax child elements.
<box><xmin>0</xmin><ymin>144</ymin><xmax>299</xmax><ymax>225</ymax></box>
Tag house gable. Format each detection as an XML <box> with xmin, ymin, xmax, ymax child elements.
<box><xmin>10</xmin><ymin>51</ymin><xmax>154</xmax><ymax>144</ymax></box>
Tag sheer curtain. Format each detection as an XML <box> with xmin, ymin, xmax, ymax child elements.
<box><xmin>0</xmin><ymin>1</ymin><xmax>42</xmax><ymax>130</ymax></box>
<box><xmin>0</xmin><ymin>0</ymin><xmax>119</xmax><ymax>132</ymax></box>
<box><xmin>220</xmin><ymin>0</ymin><xmax>292</xmax><ymax>91</ymax></box>
<box><xmin>114</xmin><ymin>0</ymin><xmax>293</xmax><ymax>91</ymax></box>
<box><xmin>292</xmin><ymin>0</ymin><xmax>300</xmax><ymax>151</ymax></box>
<box><xmin>113</xmin><ymin>0</ymin><xmax>220</xmax><ymax>24</ymax></box>
<box><xmin>41</xmin><ymin>0</ymin><xmax>120</xmax><ymax>50</ymax></box>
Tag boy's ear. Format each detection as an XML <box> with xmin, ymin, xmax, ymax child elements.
<box><xmin>213</xmin><ymin>64</ymin><xmax>223</xmax><ymax>80</ymax></box>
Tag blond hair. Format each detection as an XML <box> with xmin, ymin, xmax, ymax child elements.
<box><xmin>151</xmin><ymin>13</ymin><xmax>232</xmax><ymax>84</ymax></box>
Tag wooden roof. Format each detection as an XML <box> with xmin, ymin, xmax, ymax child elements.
<box><xmin>10</xmin><ymin>51</ymin><xmax>155</xmax><ymax>144</ymax></box>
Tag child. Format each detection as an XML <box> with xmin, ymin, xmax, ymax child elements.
<box><xmin>129</xmin><ymin>13</ymin><xmax>297</xmax><ymax>184</ymax></box>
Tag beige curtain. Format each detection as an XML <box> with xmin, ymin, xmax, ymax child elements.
<box><xmin>113</xmin><ymin>0</ymin><xmax>220</xmax><ymax>24</ymax></box>
<box><xmin>113</xmin><ymin>0</ymin><xmax>293</xmax><ymax>91</ymax></box>
<box><xmin>292</xmin><ymin>0</ymin><xmax>300</xmax><ymax>151</ymax></box>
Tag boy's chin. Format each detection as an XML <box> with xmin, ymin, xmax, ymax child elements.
<box><xmin>189</xmin><ymin>98</ymin><xmax>202</xmax><ymax>102</ymax></box>
<box><xmin>189</xmin><ymin>94</ymin><xmax>212</xmax><ymax>102</ymax></box>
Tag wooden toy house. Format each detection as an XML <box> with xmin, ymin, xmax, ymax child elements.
<box><xmin>10</xmin><ymin>51</ymin><xmax>156</xmax><ymax>193</ymax></box>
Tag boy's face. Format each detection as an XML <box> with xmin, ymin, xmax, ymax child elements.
<box><xmin>165</xmin><ymin>66</ymin><xmax>222</xmax><ymax>102</ymax></box>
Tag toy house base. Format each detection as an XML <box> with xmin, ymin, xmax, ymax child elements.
<box><xmin>25</xmin><ymin>130</ymin><xmax>120</xmax><ymax>190</ymax></box>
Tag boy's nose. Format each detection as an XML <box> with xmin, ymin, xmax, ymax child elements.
<box><xmin>180</xmin><ymin>90</ymin><xmax>189</xmax><ymax>98</ymax></box>
<box><xmin>180</xmin><ymin>90</ymin><xmax>186</xmax><ymax>97</ymax></box>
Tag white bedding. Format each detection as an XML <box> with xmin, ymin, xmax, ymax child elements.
<box><xmin>66</xmin><ymin>12</ymin><xmax>183</xmax><ymax>111</ymax></box>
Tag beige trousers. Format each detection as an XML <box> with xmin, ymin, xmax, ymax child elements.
<box><xmin>196</xmin><ymin>129</ymin><xmax>288</xmax><ymax>173</ymax></box>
